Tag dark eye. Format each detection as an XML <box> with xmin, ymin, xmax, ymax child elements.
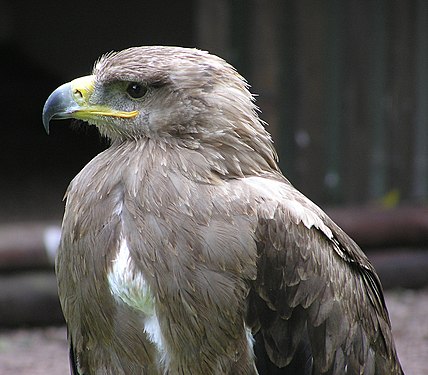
<box><xmin>126</xmin><ymin>82</ymin><xmax>147</xmax><ymax>99</ymax></box>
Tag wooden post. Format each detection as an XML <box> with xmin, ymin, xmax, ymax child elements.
<box><xmin>0</xmin><ymin>222</ymin><xmax>60</xmax><ymax>271</ymax></box>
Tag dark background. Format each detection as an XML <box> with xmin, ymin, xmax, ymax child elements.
<box><xmin>1</xmin><ymin>0</ymin><xmax>427</xmax><ymax>223</ymax></box>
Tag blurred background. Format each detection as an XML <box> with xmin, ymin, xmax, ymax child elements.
<box><xmin>0</xmin><ymin>0</ymin><xmax>428</xmax><ymax>374</ymax></box>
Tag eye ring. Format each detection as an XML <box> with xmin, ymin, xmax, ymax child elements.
<box><xmin>126</xmin><ymin>82</ymin><xmax>148</xmax><ymax>99</ymax></box>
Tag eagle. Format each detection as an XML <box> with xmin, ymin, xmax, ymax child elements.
<box><xmin>43</xmin><ymin>46</ymin><xmax>403</xmax><ymax>375</ymax></box>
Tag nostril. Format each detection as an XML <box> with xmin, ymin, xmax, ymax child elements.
<box><xmin>74</xmin><ymin>89</ymin><xmax>83</xmax><ymax>98</ymax></box>
<box><xmin>70</xmin><ymin>75</ymin><xmax>95</xmax><ymax>104</ymax></box>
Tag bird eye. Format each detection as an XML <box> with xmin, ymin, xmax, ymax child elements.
<box><xmin>126</xmin><ymin>82</ymin><xmax>147</xmax><ymax>99</ymax></box>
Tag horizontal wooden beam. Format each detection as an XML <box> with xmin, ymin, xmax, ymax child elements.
<box><xmin>0</xmin><ymin>222</ymin><xmax>60</xmax><ymax>272</ymax></box>
<box><xmin>328</xmin><ymin>206</ymin><xmax>428</xmax><ymax>249</ymax></box>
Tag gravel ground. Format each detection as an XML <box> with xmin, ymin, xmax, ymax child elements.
<box><xmin>0</xmin><ymin>288</ymin><xmax>427</xmax><ymax>374</ymax></box>
<box><xmin>385</xmin><ymin>288</ymin><xmax>428</xmax><ymax>374</ymax></box>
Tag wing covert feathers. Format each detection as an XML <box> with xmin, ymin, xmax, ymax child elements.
<box><xmin>246</xmin><ymin>176</ymin><xmax>403</xmax><ymax>374</ymax></box>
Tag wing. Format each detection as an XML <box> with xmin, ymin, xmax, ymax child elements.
<box><xmin>244</xmin><ymin>176</ymin><xmax>403</xmax><ymax>375</ymax></box>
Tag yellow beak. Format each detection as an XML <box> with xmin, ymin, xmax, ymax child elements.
<box><xmin>42</xmin><ymin>75</ymin><xmax>139</xmax><ymax>134</ymax></box>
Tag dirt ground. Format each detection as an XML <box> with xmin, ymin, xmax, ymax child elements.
<box><xmin>0</xmin><ymin>288</ymin><xmax>427</xmax><ymax>374</ymax></box>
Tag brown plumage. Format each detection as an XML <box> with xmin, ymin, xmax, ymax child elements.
<box><xmin>42</xmin><ymin>46</ymin><xmax>404</xmax><ymax>374</ymax></box>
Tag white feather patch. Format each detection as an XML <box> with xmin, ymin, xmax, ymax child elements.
<box><xmin>108</xmin><ymin>236</ymin><xmax>165</xmax><ymax>352</ymax></box>
<box><xmin>108</xmin><ymin>237</ymin><xmax>154</xmax><ymax>314</ymax></box>
<box><xmin>144</xmin><ymin>314</ymin><xmax>165</xmax><ymax>353</ymax></box>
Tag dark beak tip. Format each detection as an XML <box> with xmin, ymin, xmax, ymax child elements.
<box><xmin>42</xmin><ymin>112</ymin><xmax>51</xmax><ymax>135</ymax></box>
<box><xmin>42</xmin><ymin>81</ymin><xmax>74</xmax><ymax>135</ymax></box>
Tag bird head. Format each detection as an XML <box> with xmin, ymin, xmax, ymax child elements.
<box><xmin>43</xmin><ymin>46</ymin><xmax>278</xmax><ymax>175</ymax></box>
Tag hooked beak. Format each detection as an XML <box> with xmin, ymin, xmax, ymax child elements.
<box><xmin>42</xmin><ymin>75</ymin><xmax>139</xmax><ymax>134</ymax></box>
